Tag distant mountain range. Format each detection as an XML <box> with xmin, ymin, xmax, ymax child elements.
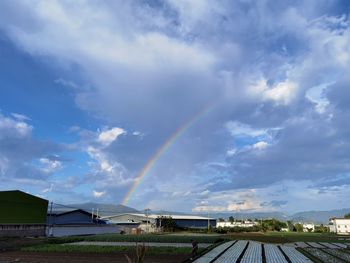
<box><xmin>68</xmin><ymin>202</ymin><xmax>139</xmax><ymax>216</ymax></box>
<box><xmin>67</xmin><ymin>203</ymin><xmax>350</xmax><ymax>224</ymax></box>
<box><xmin>205</xmin><ymin>209</ymin><xmax>350</xmax><ymax>224</ymax></box>
<box><xmin>290</xmin><ymin>208</ymin><xmax>350</xmax><ymax>224</ymax></box>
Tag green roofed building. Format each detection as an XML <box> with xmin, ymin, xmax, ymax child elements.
<box><xmin>0</xmin><ymin>190</ymin><xmax>48</xmax><ymax>237</ymax></box>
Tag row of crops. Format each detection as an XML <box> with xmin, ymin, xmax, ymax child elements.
<box><xmin>194</xmin><ymin>240</ymin><xmax>350</xmax><ymax>262</ymax></box>
<box><xmin>303</xmin><ymin>247</ymin><xmax>350</xmax><ymax>262</ymax></box>
<box><xmin>49</xmin><ymin>233</ymin><xmax>225</xmax><ymax>244</ymax></box>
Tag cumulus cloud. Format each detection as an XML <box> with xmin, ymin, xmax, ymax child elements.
<box><xmin>0</xmin><ymin>113</ymin><xmax>70</xmax><ymax>196</ymax></box>
<box><xmin>97</xmin><ymin>127</ymin><xmax>125</xmax><ymax>146</ymax></box>
<box><xmin>0</xmin><ymin>0</ymin><xmax>350</xmax><ymax>211</ymax></box>
<box><xmin>0</xmin><ymin>113</ymin><xmax>32</xmax><ymax>139</ymax></box>
<box><xmin>93</xmin><ymin>190</ymin><xmax>105</xmax><ymax>198</ymax></box>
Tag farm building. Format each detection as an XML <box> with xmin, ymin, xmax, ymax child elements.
<box><xmin>329</xmin><ymin>218</ymin><xmax>350</xmax><ymax>235</ymax></box>
<box><xmin>0</xmin><ymin>190</ymin><xmax>48</xmax><ymax>237</ymax></box>
<box><xmin>46</xmin><ymin>208</ymin><xmax>120</xmax><ymax>237</ymax></box>
<box><xmin>302</xmin><ymin>223</ymin><xmax>315</xmax><ymax>232</ymax></box>
<box><xmin>216</xmin><ymin>220</ymin><xmax>259</xmax><ymax>228</ymax></box>
<box><xmin>103</xmin><ymin>213</ymin><xmax>216</xmax><ymax>232</ymax></box>
<box><xmin>47</xmin><ymin>208</ymin><xmax>103</xmax><ymax>225</ymax></box>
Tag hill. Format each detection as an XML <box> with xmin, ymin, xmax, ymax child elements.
<box><xmin>291</xmin><ymin>208</ymin><xmax>350</xmax><ymax>224</ymax></box>
<box><xmin>68</xmin><ymin>202</ymin><xmax>139</xmax><ymax>216</ymax></box>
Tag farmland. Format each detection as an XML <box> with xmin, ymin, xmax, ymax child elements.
<box><xmin>1</xmin><ymin>232</ymin><xmax>349</xmax><ymax>262</ymax></box>
<box><xmin>44</xmin><ymin>232</ymin><xmax>350</xmax><ymax>245</ymax></box>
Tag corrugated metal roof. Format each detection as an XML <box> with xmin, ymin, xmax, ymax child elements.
<box><xmin>103</xmin><ymin>213</ymin><xmax>215</xmax><ymax>220</ymax></box>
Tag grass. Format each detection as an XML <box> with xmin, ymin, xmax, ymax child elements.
<box><xmin>22</xmin><ymin>244</ymin><xmax>204</xmax><ymax>255</ymax></box>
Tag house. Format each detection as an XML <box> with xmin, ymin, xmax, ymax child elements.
<box><xmin>329</xmin><ymin>218</ymin><xmax>350</xmax><ymax>235</ymax></box>
<box><xmin>0</xmin><ymin>190</ymin><xmax>48</xmax><ymax>237</ymax></box>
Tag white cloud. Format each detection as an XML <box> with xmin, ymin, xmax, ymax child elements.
<box><xmin>252</xmin><ymin>141</ymin><xmax>269</xmax><ymax>150</ymax></box>
<box><xmin>39</xmin><ymin>158</ymin><xmax>62</xmax><ymax>173</ymax></box>
<box><xmin>93</xmin><ymin>190</ymin><xmax>105</xmax><ymax>198</ymax></box>
<box><xmin>192</xmin><ymin>189</ymin><xmax>266</xmax><ymax>212</ymax></box>
<box><xmin>97</xmin><ymin>127</ymin><xmax>125</xmax><ymax>146</ymax></box>
<box><xmin>248</xmin><ymin>78</ymin><xmax>298</xmax><ymax>105</ymax></box>
<box><xmin>11</xmin><ymin>113</ymin><xmax>31</xmax><ymax>121</ymax></box>
<box><xmin>306</xmin><ymin>82</ymin><xmax>333</xmax><ymax>113</ymax></box>
<box><xmin>0</xmin><ymin>113</ymin><xmax>32</xmax><ymax>138</ymax></box>
<box><xmin>225</xmin><ymin>121</ymin><xmax>267</xmax><ymax>138</ymax></box>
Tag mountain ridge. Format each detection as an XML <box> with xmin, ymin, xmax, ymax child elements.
<box><xmin>67</xmin><ymin>203</ymin><xmax>350</xmax><ymax>224</ymax></box>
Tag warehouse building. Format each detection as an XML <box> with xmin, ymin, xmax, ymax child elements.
<box><xmin>47</xmin><ymin>208</ymin><xmax>102</xmax><ymax>225</ymax></box>
<box><xmin>0</xmin><ymin>190</ymin><xmax>48</xmax><ymax>237</ymax></box>
<box><xmin>103</xmin><ymin>213</ymin><xmax>216</xmax><ymax>232</ymax></box>
<box><xmin>46</xmin><ymin>208</ymin><xmax>121</xmax><ymax>237</ymax></box>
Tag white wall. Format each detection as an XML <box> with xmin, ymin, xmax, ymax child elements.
<box><xmin>334</xmin><ymin>219</ymin><xmax>350</xmax><ymax>235</ymax></box>
<box><xmin>47</xmin><ymin>225</ymin><xmax>121</xmax><ymax>237</ymax></box>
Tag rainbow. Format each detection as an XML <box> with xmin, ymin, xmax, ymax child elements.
<box><xmin>121</xmin><ymin>102</ymin><xmax>216</xmax><ymax>205</ymax></box>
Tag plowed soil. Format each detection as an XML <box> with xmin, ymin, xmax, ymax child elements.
<box><xmin>0</xmin><ymin>251</ymin><xmax>188</xmax><ymax>263</ymax></box>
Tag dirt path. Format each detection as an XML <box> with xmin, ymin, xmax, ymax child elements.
<box><xmin>0</xmin><ymin>251</ymin><xmax>189</xmax><ymax>263</ymax></box>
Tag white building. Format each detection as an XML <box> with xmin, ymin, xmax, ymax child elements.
<box><xmin>216</xmin><ymin>220</ymin><xmax>258</xmax><ymax>228</ymax></box>
<box><xmin>329</xmin><ymin>218</ymin><xmax>350</xmax><ymax>235</ymax></box>
<box><xmin>302</xmin><ymin>223</ymin><xmax>315</xmax><ymax>232</ymax></box>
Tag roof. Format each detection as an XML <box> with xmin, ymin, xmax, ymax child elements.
<box><xmin>102</xmin><ymin>213</ymin><xmax>215</xmax><ymax>220</ymax></box>
<box><xmin>0</xmin><ymin>190</ymin><xmax>48</xmax><ymax>203</ymax></box>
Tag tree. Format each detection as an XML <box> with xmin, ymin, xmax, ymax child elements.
<box><xmin>344</xmin><ymin>213</ymin><xmax>350</xmax><ymax>219</ymax></box>
<box><xmin>294</xmin><ymin>223</ymin><xmax>303</xmax><ymax>232</ymax></box>
<box><xmin>158</xmin><ymin>216</ymin><xmax>177</xmax><ymax>232</ymax></box>
<box><xmin>218</xmin><ymin>218</ymin><xmax>225</xmax><ymax>222</ymax></box>
<box><xmin>229</xmin><ymin>216</ymin><xmax>234</xmax><ymax>223</ymax></box>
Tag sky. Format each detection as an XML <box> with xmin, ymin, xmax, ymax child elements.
<box><xmin>0</xmin><ymin>0</ymin><xmax>350</xmax><ymax>214</ymax></box>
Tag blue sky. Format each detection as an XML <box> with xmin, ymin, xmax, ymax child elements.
<box><xmin>0</xmin><ymin>0</ymin><xmax>350</xmax><ymax>213</ymax></box>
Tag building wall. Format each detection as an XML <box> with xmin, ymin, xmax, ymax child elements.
<box><xmin>303</xmin><ymin>223</ymin><xmax>315</xmax><ymax>232</ymax></box>
<box><xmin>216</xmin><ymin>221</ymin><xmax>257</xmax><ymax>228</ymax></box>
<box><xmin>47</xmin><ymin>225</ymin><xmax>121</xmax><ymax>237</ymax></box>
<box><xmin>173</xmin><ymin>219</ymin><xmax>216</xmax><ymax>229</ymax></box>
<box><xmin>0</xmin><ymin>190</ymin><xmax>48</xmax><ymax>224</ymax></box>
<box><xmin>48</xmin><ymin>211</ymin><xmax>93</xmax><ymax>225</ymax></box>
<box><xmin>106</xmin><ymin>214</ymin><xmax>154</xmax><ymax>224</ymax></box>
<box><xmin>334</xmin><ymin>219</ymin><xmax>350</xmax><ymax>235</ymax></box>
<box><xmin>0</xmin><ymin>224</ymin><xmax>46</xmax><ymax>237</ymax></box>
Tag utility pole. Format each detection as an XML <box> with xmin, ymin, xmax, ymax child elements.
<box><xmin>91</xmin><ymin>208</ymin><xmax>94</xmax><ymax>223</ymax></box>
<box><xmin>49</xmin><ymin>201</ymin><xmax>53</xmax><ymax>236</ymax></box>
<box><xmin>207</xmin><ymin>210</ymin><xmax>210</xmax><ymax>232</ymax></box>
<box><xmin>145</xmin><ymin>208</ymin><xmax>151</xmax><ymax>233</ymax></box>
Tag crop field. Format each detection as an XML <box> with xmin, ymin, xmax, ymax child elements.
<box><xmin>46</xmin><ymin>232</ymin><xmax>350</xmax><ymax>246</ymax></box>
<box><xmin>47</xmin><ymin>233</ymin><xmax>225</xmax><ymax>244</ymax></box>
<box><xmin>1</xmin><ymin>233</ymin><xmax>349</xmax><ymax>263</ymax></box>
<box><xmin>226</xmin><ymin>232</ymin><xmax>350</xmax><ymax>244</ymax></box>
<box><xmin>22</xmin><ymin>244</ymin><xmax>203</xmax><ymax>255</ymax></box>
<box><xmin>192</xmin><ymin>240</ymin><xmax>350</xmax><ymax>263</ymax></box>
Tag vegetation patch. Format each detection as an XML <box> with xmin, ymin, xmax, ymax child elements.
<box><xmin>22</xmin><ymin>244</ymin><xmax>203</xmax><ymax>255</ymax></box>
<box><xmin>48</xmin><ymin>234</ymin><xmax>225</xmax><ymax>244</ymax></box>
